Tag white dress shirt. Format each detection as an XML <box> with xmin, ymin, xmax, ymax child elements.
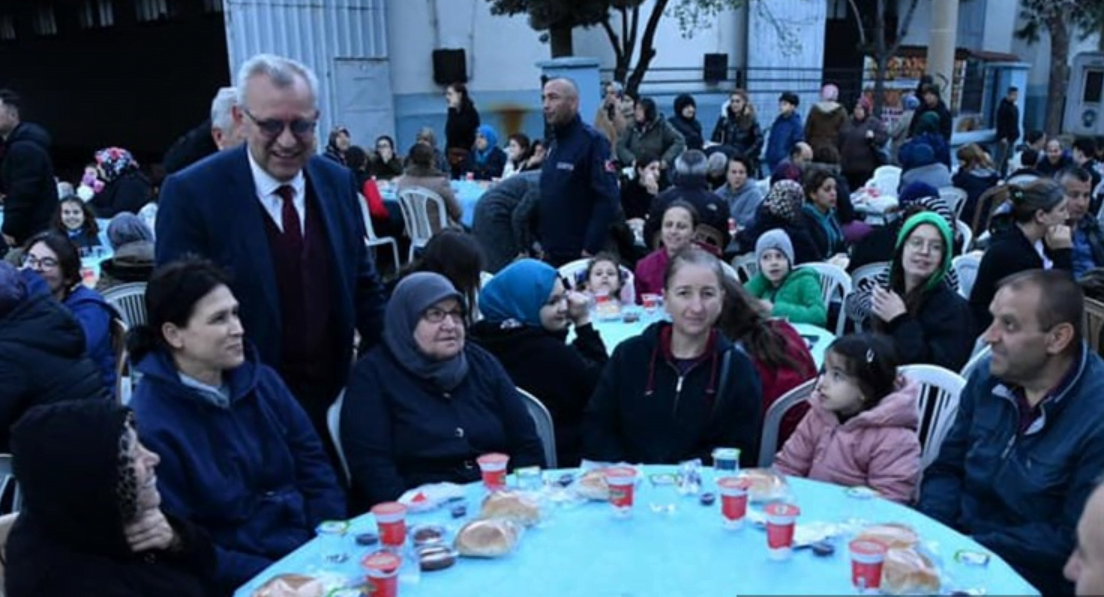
<box><xmin>248</xmin><ymin>149</ymin><xmax>306</xmax><ymax>235</ymax></box>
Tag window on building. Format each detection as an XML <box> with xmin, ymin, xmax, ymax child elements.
<box><xmin>1085</xmin><ymin>70</ymin><xmax>1104</xmax><ymax>105</ymax></box>
<box><xmin>98</xmin><ymin>0</ymin><xmax>115</xmax><ymax>27</ymax></box>
<box><xmin>32</xmin><ymin>5</ymin><xmax>57</xmax><ymax>36</ymax></box>
<box><xmin>0</xmin><ymin>15</ymin><xmax>14</xmax><ymax>40</ymax></box>
<box><xmin>136</xmin><ymin>0</ymin><xmax>173</xmax><ymax>22</ymax></box>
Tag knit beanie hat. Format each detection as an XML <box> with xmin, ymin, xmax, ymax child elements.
<box><xmin>106</xmin><ymin>213</ymin><xmax>154</xmax><ymax>250</ymax></box>
<box><xmin>894</xmin><ymin>212</ymin><xmax>954</xmax><ymax>292</ymax></box>
<box><xmin>755</xmin><ymin>229</ymin><xmax>795</xmax><ymax>266</ymax></box>
<box><xmin>903</xmin><ymin>95</ymin><xmax>920</xmax><ymax>111</ymax></box>
<box><xmin>764</xmin><ymin>180</ymin><xmax>805</xmax><ymax>224</ymax></box>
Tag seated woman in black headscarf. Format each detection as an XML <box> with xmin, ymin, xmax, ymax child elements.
<box><xmin>5</xmin><ymin>400</ymin><xmax>216</xmax><ymax>597</ymax></box>
<box><xmin>341</xmin><ymin>272</ymin><xmax>545</xmax><ymax>510</ymax></box>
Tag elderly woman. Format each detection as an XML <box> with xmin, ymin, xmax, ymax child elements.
<box><xmin>324</xmin><ymin>126</ymin><xmax>351</xmax><ymax>165</ymax></box>
<box><xmin>395</xmin><ymin>143</ymin><xmax>464</xmax><ymax>232</ymax></box>
<box><xmin>89</xmin><ymin>147</ymin><xmax>152</xmax><ymax>218</ymax></box>
<box><xmin>21</xmin><ymin>230</ymin><xmax>115</xmax><ymax>392</ymax></box>
<box><xmin>127</xmin><ymin>258</ymin><xmax>345</xmax><ymax>594</ymax></box>
<box><xmin>6</xmin><ymin>400</ymin><xmax>217</xmax><ymax>597</ymax></box>
<box><xmin>470</xmin><ymin>259</ymin><xmax>608</xmax><ymax>466</ymax></box>
<box><xmin>341</xmin><ymin>272</ymin><xmax>545</xmax><ymax>510</ymax></box>
<box><xmin>96</xmin><ymin>213</ymin><xmax>155</xmax><ymax>292</ymax></box>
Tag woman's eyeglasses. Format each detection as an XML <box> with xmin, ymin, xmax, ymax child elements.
<box><xmin>423</xmin><ymin>307</ymin><xmax>466</xmax><ymax>324</ymax></box>
<box><xmin>22</xmin><ymin>254</ymin><xmax>58</xmax><ymax>270</ymax></box>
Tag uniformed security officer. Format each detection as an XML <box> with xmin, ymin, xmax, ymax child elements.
<box><xmin>538</xmin><ymin>77</ymin><xmax>620</xmax><ymax>267</ymax></box>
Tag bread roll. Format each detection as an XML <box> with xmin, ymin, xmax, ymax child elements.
<box><xmin>454</xmin><ymin>519</ymin><xmax>520</xmax><ymax>558</ymax></box>
<box><xmin>880</xmin><ymin>547</ymin><xmax>940</xmax><ymax>595</ymax></box>
<box><xmin>740</xmin><ymin>468</ymin><xmax>788</xmax><ymax>502</ymax></box>
<box><xmin>480</xmin><ymin>491</ymin><xmax>541</xmax><ymax>526</ymax></box>
<box><xmin>251</xmin><ymin>574</ymin><xmax>324</xmax><ymax>597</ymax></box>
<box><xmin>575</xmin><ymin>470</ymin><xmax>610</xmax><ymax>501</ymax></box>
<box><xmin>855</xmin><ymin>523</ymin><xmax>920</xmax><ymax>550</ymax></box>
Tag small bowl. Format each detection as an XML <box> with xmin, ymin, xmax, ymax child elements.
<box><xmin>409</xmin><ymin>524</ymin><xmax>447</xmax><ymax>547</ymax></box>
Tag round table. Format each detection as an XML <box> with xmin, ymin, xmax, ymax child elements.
<box><xmin>570</xmin><ymin>317</ymin><xmax>834</xmax><ymax>368</ymax></box>
<box><xmin>380</xmin><ymin>180</ymin><xmax>487</xmax><ymax>228</ymax></box>
<box><xmin>233</xmin><ymin>468</ymin><xmax>1038</xmax><ymax>596</ymax></box>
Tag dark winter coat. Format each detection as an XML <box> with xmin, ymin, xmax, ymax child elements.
<box><xmin>909</xmin><ymin>100</ymin><xmax>954</xmax><ymax>141</ymax></box>
<box><xmin>736</xmin><ymin>206</ymin><xmax>821</xmax><ymax>265</ymax></box>
<box><xmin>616</xmin><ymin>113</ymin><xmax>686</xmax><ymax>167</ymax></box>
<box><xmin>0</xmin><ymin>122</ymin><xmax>56</xmax><ymax>246</ymax></box>
<box><xmin>446</xmin><ymin>104</ymin><xmax>480</xmax><ymax>152</ymax></box>
<box><xmin>470</xmin><ymin>320</ymin><xmax>608</xmax><ymax>467</ymax></box>
<box><xmin>838</xmin><ymin>115</ymin><xmax>888</xmax><ymax>177</ymax></box>
<box><xmin>162</xmin><ymin>119</ymin><xmax>219</xmax><ymax>175</ymax></box>
<box><xmin>952</xmin><ymin>167</ymin><xmax>1000</xmax><ymax>228</ymax></box>
<box><xmin>995</xmin><ymin>97</ymin><xmax>1020</xmax><ymax>144</ymax></box>
<box><xmin>5</xmin><ymin>400</ymin><xmax>217</xmax><ymax>597</ymax></box>
<box><xmin>710</xmin><ymin>112</ymin><xmax>763</xmax><ymax>165</ymax></box>
<box><xmin>644</xmin><ymin>174</ymin><xmax>731</xmax><ymax>251</ymax></box>
<box><xmin>471</xmin><ymin>172</ymin><xmax>540</xmax><ymax>273</ymax></box>
<box><xmin>668</xmin><ymin>94</ymin><xmax>704</xmax><ymax>150</ymax></box>
<box><xmin>804</xmin><ymin>101</ymin><xmax>847</xmax><ymax>155</ymax></box>
<box><xmin>91</xmin><ymin>170</ymin><xmax>153</xmax><ymax>218</ymax></box>
<box><xmin>764</xmin><ymin>112</ymin><xmax>804</xmax><ymax>172</ymax></box>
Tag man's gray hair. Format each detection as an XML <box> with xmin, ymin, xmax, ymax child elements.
<box><xmin>675</xmin><ymin>149</ymin><xmax>708</xmax><ymax>177</ymax></box>
<box><xmin>706</xmin><ymin>152</ymin><xmax>728</xmax><ymax>177</ymax></box>
<box><xmin>236</xmin><ymin>53</ymin><xmax>320</xmax><ymax>107</ymax></box>
<box><xmin>210</xmin><ymin>87</ymin><xmax>238</xmax><ymax>132</ymax></box>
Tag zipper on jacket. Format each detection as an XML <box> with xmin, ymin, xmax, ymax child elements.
<box><xmin>1000</xmin><ymin>434</ymin><xmax>1017</xmax><ymax>460</ymax></box>
<box><xmin>673</xmin><ymin>375</ymin><xmax>685</xmax><ymax>415</ymax></box>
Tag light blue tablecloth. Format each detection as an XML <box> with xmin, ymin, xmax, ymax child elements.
<box><xmin>380</xmin><ymin>180</ymin><xmax>487</xmax><ymax>228</ymax></box>
<box><xmin>233</xmin><ymin>469</ymin><xmax>1038</xmax><ymax>597</ymax></box>
<box><xmin>570</xmin><ymin>317</ymin><xmax>834</xmax><ymax>368</ymax></box>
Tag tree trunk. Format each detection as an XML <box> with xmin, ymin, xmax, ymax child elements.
<box><xmin>871</xmin><ymin>0</ymin><xmax>887</xmax><ymax>118</ymax></box>
<box><xmin>625</xmin><ymin>0</ymin><xmax>669</xmax><ymax>98</ymax></box>
<box><xmin>549</xmin><ymin>22</ymin><xmax>574</xmax><ymax>57</ymax></box>
<box><xmin>1046</xmin><ymin>14</ymin><xmax>1070</xmax><ymax>135</ymax></box>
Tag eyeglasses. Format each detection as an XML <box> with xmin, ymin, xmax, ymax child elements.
<box><xmin>905</xmin><ymin>237</ymin><xmax>944</xmax><ymax>254</ymax></box>
<box><xmin>243</xmin><ymin>108</ymin><xmax>318</xmax><ymax>139</ymax></box>
<box><xmin>23</xmin><ymin>254</ymin><xmax>58</xmax><ymax>269</ymax></box>
<box><xmin>423</xmin><ymin>307</ymin><xmax>466</xmax><ymax>324</ymax></box>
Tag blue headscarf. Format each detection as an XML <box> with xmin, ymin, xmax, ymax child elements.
<box><xmin>478</xmin><ymin>259</ymin><xmax>558</xmax><ymax>327</ymax></box>
<box><xmin>474</xmin><ymin>124</ymin><xmax>499</xmax><ymax>165</ymax></box>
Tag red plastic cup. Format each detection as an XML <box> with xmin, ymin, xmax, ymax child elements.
<box><xmin>466</xmin><ymin>172</ymin><xmax>475</xmax><ymax>181</ymax></box>
<box><xmin>477</xmin><ymin>453</ymin><xmax>509</xmax><ymax>490</ymax></box>
<box><xmin>362</xmin><ymin>550</ymin><xmax>401</xmax><ymax>597</ymax></box>
<box><xmin>371</xmin><ymin>502</ymin><xmax>407</xmax><ymax>547</ymax></box>
<box><xmin>717</xmin><ymin>477</ymin><xmax>751</xmax><ymax>529</ymax></box>
<box><xmin>849</xmin><ymin>539</ymin><xmax>887</xmax><ymax>591</ymax></box>
<box><xmin>605</xmin><ymin>467</ymin><xmax>637</xmax><ymax>516</ymax></box>
<box><xmin>641</xmin><ymin>293</ymin><xmax>659</xmax><ymax>312</ymax></box>
<box><xmin>764</xmin><ymin>503</ymin><xmax>800</xmax><ymax>560</ymax></box>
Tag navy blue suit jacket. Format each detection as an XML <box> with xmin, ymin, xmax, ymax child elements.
<box><xmin>154</xmin><ymin>146</ymin><xmax>386</xmax><ymax>386</ymax></box>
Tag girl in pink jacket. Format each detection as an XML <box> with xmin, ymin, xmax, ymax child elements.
<box><xmin>773</xmin><ymin>333</ymin><xmax>922</xmax><ymax>503</ymax></box>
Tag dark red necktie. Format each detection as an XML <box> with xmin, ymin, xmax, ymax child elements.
<box><xmin>274</xmin><ymin>184</ymin><xmax>303</xmax><ymax>249</ymax></box>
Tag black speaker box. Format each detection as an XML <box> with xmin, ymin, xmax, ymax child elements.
<box><xmin>433</xmin><ymin>49</ymin><xmax>467</xmax><ymax>85</ymax></box>
<box><xmin>703</xmin><ymin>53</ymin><xmax>728</xmax><ymax>83</ymax></box>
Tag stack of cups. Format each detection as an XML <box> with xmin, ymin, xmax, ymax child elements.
<box><xmin>764</xmin><ymin>503</ymin><xmax>801</xmax><ymax>560</ymax></box>
<box><xmin>717</xmin><ymin>477</ymin><xmax>751</xmax><ymax>529</ymax></box>
<box><xmin>604</xmin><ymin>467</ymin><xmax>637</xmax><ymax>517</ymax></box>
<box><xmin>849</xmin><ymin>539</ymin><xmax>888</xmax><ymax>593</ymax></box>
<box><xmin>371</xmin><ymin>502</ymin><xmax>408</xmax><ymax>548</ymax></box>
<box><xmin>477</xmin><ymin>453</ymin><xmax>509</xmax><ymax>492</ymax></box>
<box><xmin>362</xmin><ymin>550</ymin><xmax>401</xmax><ymax>597</ymax></box>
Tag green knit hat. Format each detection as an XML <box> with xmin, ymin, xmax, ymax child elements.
<box><xmin>894</xmin><ymin>211</ymin><xmax>954</xmax><ymax>292</ymax></box>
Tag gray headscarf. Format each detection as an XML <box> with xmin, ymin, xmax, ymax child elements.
<box><xmin>106</xmin><ymin>213</ymin><xmax>154</xmax><ymax>250</ymax></box>
<box><xmin>384</xmin><ymin>272</ymin><xmax>469</xmax><ymax>390</ymax></box>
<box><xmin>0</xmin><ymin>261</ymin><xmax>27</xmax><ymax>320</ymax></box>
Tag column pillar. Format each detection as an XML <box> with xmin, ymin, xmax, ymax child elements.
<box><xmin>927</xmin><ymin>0</ymin><xmax>960</xmax><ymax>103</ymax></box>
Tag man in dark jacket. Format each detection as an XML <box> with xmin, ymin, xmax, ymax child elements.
<box><xmin>471</xmin><ymin>171</ymin><xmax>540</xmax><ymax>273</ymax></box>
<box><xmin>909</xmin><ymin>83</ymin><xmax>953</xmax><ymax>142</ymax></box>
<box><xmin>1062</xmin><ymin>167</ymin><xmax>1104</xmax><ymax>277</ymax></box>
<box><xmin>0</xmin><ymin>263</ymin><xmax>109</xmax><ymax>451</ymax></box>
<box><xmin>163</xmin><ymin>87</ymin><xmax>244</xmax><ymax>175</ymax></box>
<box><xmin>644</xmin><ymin>149</ymin><xmax>731</xmax><ymax>253</ymax></box>
<box><xmin>0</xmin><ymin>89</ymin><xmax>56</xmax><ymax>251</ymax></box>
<box><xmin>1073</xmin><ymin>137</ymin><xmax>1103</xmax><ymax>213</ymax></box>
<box><xmin>919</xmin><ymin>270</ymin><xmax>1104</xmax><ymax>596</ymax></box>
<box><xmin>994</xmin><ymin>87</ymin><xmax>1020</xmax><ymax>177</ymax></box>
<box><xmin>538</xmin><ymin>77</ymin><xmax>620</xmax><ymax>266</ymax></box>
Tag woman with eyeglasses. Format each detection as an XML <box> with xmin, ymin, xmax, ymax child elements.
<box><xmin>20</xmin><ymin>230</ymin><xmax>116</xmax><ymax>393</ymax></box>
<box><xmin>846</xmin><ymin>212</ymin><xmax>973</xmax><ymax>371</ymax></box>
<box><xmin>341</xmin><ymin>272</ymin><xmax>545</xmax><ymax>510</ymax></box>
<box><xmin>369</xmin><ymin>134</ymin><xmax>404</xmax><ymax>180</ymax></box>
<box><xmin>126</xmin><ymin>257</ymin><xmax>345</xmax><ymax>594</ymax></box>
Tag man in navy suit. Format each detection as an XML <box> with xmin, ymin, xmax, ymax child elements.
<box><xmin>156</xmin><ymin>53</ymin><xmax>386</xmax><ymax>448</ymax></box>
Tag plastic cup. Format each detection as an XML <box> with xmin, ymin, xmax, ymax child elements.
<box><xmin>717</xmin><ymin>477</ymin><xmax>751</xmax><ymax>529</ymax></box>
<box><xmin>466</xmin><ymin>172</ymin><xmax>475</xmax><ymax>181</ymax></box>
<box><xmin>477</xmin><ymin>453</ymin><xmax>509</xmax><ymax>490</ymax></box>
<box><xmin>712</xmin><ymin>447</ymin><xmax>740</xmax><ymax>476</ymax></box>
<box><xmin>849</xmin><ymin>539</ymin><xmax>888</xmax><ymax>592</ymax></box>
<box><xmin>371</xmin><ymin>502</ymin><xmax>408</xmax><ymax>547</ymax></box>
<box><xmin>641</xmin><ymin>293</ymin><xmax>659</xmax><ymax>313</ymax></box>
<box><xmin>605</xmin><ymin>467</ymin><xmax>637</xmax><ymax>517</ymax></box>
<box><xmin>80</xmin><ymin>267</ymin><xmax>97</xmax><ymax>289</ymax></box>
<box><xmin>765</xmin><ymin>503</ymin><xmax>801</xmax><ymax>560</ymax></box>
<box><xmin>362</xmin><ymin>550</ymin><xmax>401</xmax><ymax>597</ymax></box>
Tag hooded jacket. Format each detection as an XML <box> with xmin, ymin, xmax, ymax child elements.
<box><xmin>773</xmin><ymin>376</ymin><xmax>922</xmax><ymax>504</ymax></box>
<box><xmin>744</xmin><ymin>266</ymin><xmax>827</xmax><ymax>326</ymax></box>
<box><xmin>716</xmin><ymin>181</ymin><xmax>765</xmax><ymax>229</ymax></box>
<box><xmin>5</xmin><ymin>400</ymin><xmax>216</xmax><ymax>597</ymax></box>
<box><xmin>616</xmin><ymin>111</ymin><xmax>686</xmax><ymax>167</ymax></box>
<box><xmin>804</xmin><ymin>101</ymin><xmax>847</xmax><ymax>155</ymax></box>
<box><xmin>63</xmin><ymin>284</ymin><xmax>117</xmax><ymax>392</ymax></box>
<box><xmin>0</xmin><ymin>122</ymin><xmax>56</xmax><ymax>247</ymax></box>
<box><xmin>129</xmin><ymin>345</ymin><xmax>346</xmax><ymax>595</ymax></box>
<box><xmin>668</xmin><ymin>94</ymin><xmax>704</xmax><ymax>150</ymax></box>
<box><xmin>0</xmin><ymin>272</ymin><xmax>108</xmax><ymax>451</ymax></box>
<box><xmin>764</xmin><ymin>111</ymin><xmax>804</xmax><ymax>172</ymax></box>
<box><xmin>583</xmin><ymin>322</ymin><xmax>762</xmax><ymax>466</ymax></box>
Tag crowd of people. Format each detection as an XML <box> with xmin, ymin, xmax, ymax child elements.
<box><xmin>3</xmin><ymin>50</ymin><xmax>1104</xmax><ymax>596</ymax></box>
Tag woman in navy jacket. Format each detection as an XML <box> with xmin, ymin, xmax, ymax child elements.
<box><xmin>341</xmin><ymin>272</ymin><xmax>545</xmax><ymax>511</ymax></box>
<box><xmin>127</xmin><ymin>258</ymin><xmax>345</xmax><ymax>595</ymax></box>
<box><xmin>583</xmin><ymin>248</ymin><xmax>762</xmax><ymax>466</ymax></box>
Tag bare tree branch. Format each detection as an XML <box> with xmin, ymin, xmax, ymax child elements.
<box><xmin>888</xmin><ymin>0</ymin><xmax>921</xmax><ymax>57</ymax></box>
<box><xmin>846</xmin><ymin>0</ymin><xmax>866</xmax><ymax>46</ymax></box>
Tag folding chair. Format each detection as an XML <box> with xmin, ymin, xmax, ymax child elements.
<box><xmin>517</xmin><ymin>388</ymin><xmax>557</xmax><ymax>469</ymax></box>
<box><xmin>900</xmin><ymin>364</ymin><xmax>966</xmax><ymax>470</ymax></box>
<box><xmin>327</xmin><ymin>390</ymin><xmax>351</xmax><ymax>485</ymax></box>
<box><xmin>757</xmin><ymin>379</ymin><xmax>816</xmax><ymax>468</ymax></box>
<box><xmin>397</xmin><ymin>187</ymin><xmax>449</xmax><ymax>262</ymax></box>
<box><xmin>952</xmin><ymin>254</ymin><xmax>981</xmax><ymax>299</ymax></box>
<box><xmin>795</xmin><ymin>262</ymin><xmax>853</xmax><ymax>336</ymax></box>
<box><xmin>102</xmin><ymin>282</ymin><xmax>148</xmax><ymax>328</ymax></box>
<box><xmin>357</xmin><ymin>193</ymin><xmax>401</xmax><ymax>271</ymax></box>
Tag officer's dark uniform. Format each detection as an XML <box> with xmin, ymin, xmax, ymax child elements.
<box><xmin>539</xmin><ymin>114</ymin><xmax>620</xmax><ymax>266</ymax></box>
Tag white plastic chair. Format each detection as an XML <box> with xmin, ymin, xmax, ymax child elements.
<box><xmin>796</xmin><ymin>262</ymin><xmax>853</xmax><ymax>336</ymax></box>
<box><xmin>954</xmin><ymin>219</ymin><xmax>973</xmax><ymax>253</ymax></box>
<box><xmin>517</xmin><ymin>388</ymin><xmax>557</xmax><ymax>469</ymax></box>
<box><xmin>872</xmin><ymin>165</ymin><xmax>902</xmax><ymax>181</ymax></box>
<box><xmin>357</xmin><ymin>193</ymin><xmax>401</xmax><ymax>271</ymax></box>
<box><xmin>0</xmin><ymin>454</ymin><xmax>22</xmax><ymax>514</ymax></box>
<box><xmin>327</xmin><ymin>391</ymin><xmax>352</xmax><ymax>485</ymax></box>
<box><xmin>952</xmin><ymin>254</ymin><xmax>981</xmax><ymax>299</ymax></box>
<box><xmin>900</xmin><ymin>364</ymin><xmax>966</xmax><ymax>470</ymax></box>
<box><xmin>102</xmin><ymin>282</ymin><xmax>148</xmax><ymax>328</ymax></box>
<box><xmin>938</xmin><ymin>187</ymin><xmax>968</xmax><ymax>222</ymax></box>
<box><xmin>556</xmin><ymin>258</ymin><xmax>635</xmax><ymax>300</ymax></box>
<box><xmin>757</xmin><ymin>379</ymin><xmax>815</xmax><ymax>468</ymax></box>
<box><xmin>849</xmin><ymin>261</ymin><xmax>889</xmax><ymax>291</ymax></box>
<box><xmin>397</xmin><ymin>187</ymin><xmax>448</xmax><ymax>262</ymax></box>
<box><xmin>870</xmin><ymin>166</ymin><xmax>901</xmax><ymax>196</ymax></box>
<box><xmin>731</xmin><ymin>253</ymin><xmax>758</xmax><ymax>282</ymax></box>
<box><xmin>720</xmin><ymin>261</ymin><xmax>740</xmax><ymax>282</ymax></box>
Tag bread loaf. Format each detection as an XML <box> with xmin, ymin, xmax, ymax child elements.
<box><xmin>251</xmin><ymin>574</ymin><xmax>324</xmax><ymax>597</ymax></box>
<box><xmin>880</xmin><ymin>547</ymin><xmax>940</xmax><ymax>595</ymax></box>
<box><xmin>740</xmin><ymin>468</ymin><xmax>789</xmax><ymax>502</ymax></box>
<box><xmin>480</xmin><ymin>491</ymin><xmax>541</xmax><ymax>526</ymax></box>
<box><xmin>454</xmin><ymin>519</ymin><xmax>520</xmax><ymax>558</ymax></box>
<box><xmin>855</xmin><ymin>523</ymin><xmax>920</xmax><ymax>550</ymax></box>
<box><xmin>575</xmin><ymin>470</ymin><xmax>610</xmax><ymax>501</ymax></box>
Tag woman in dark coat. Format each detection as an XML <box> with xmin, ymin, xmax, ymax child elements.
<box><xmin>710</xmin><ymin>89</ymin><xmax>763</xmax><ymax>173</ymax></box>
<box><xmin>5</xmin><ymin>400</ymin><xmax>216</xmax><ymax>597</ymax></box>
<box><xmin>445</xmin><ymin>82</ymin><xmax>481</xmax><ymax>178</ymax></box>
<box><xmin>470</xmin><ymin>260</ymin><xmax>608</xmax><ymax>466</ymax></box>
<box><xmin>341</xmin><ymin>272</ymin><xmax>545</xmax><ymax>510</ymax></box>
<box><xmin>89</xmin><ymin>147</ymin><xmax>152</xmax><ymax>218</ymax></box>
<box><xmin>668</xmin><ymin>93</ymin><xmax>704</xmax><ymax>150</ymax></box>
